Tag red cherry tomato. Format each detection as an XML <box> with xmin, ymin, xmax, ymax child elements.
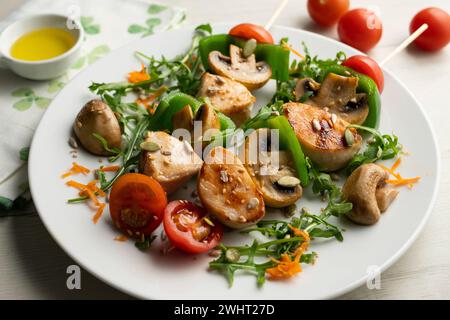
<box><xmin>338</xmin><ymin>8</ymin><xmax>383</xmax><ymax>52</ymax></box>
<box><xmin>163</xmin><ymin>200</ymin><xmax>223</xmax><ymax>254</ymax></box>
<box><xmin>109</xmin><ymin>173</ymin><xmax>167</xmax><ymax>237</ymax></box>
<box><xmin>410</xmin><ymin>7</ymin><xmax>450</xmax><ymax>52</ymax></box>
<box><xmin>342</xmin><ymin>55</ymin><xmax>384</xmax><ymax>93</ymax></box>
<box><xmin>229</xmin><ymin>23</ymin><xmax>274</xmax><ymax>44</ymax></box>
<box><xmin>307</xmin><ymin>0</ymin><xmax>350</xmax><ymax>27</ymax></box>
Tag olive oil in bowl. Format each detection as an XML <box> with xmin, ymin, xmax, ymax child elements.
<box><xmin>10</xmin><ymin>27</ymin><xmax>76</xmax><ymax>61</ymax></box>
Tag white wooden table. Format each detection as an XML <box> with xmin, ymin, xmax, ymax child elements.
<box><xmin>1</xmin><ymin>0</ymin><xmax>449</xmax><ymax>299</ymax></box>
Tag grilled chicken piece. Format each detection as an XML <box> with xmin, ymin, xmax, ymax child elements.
<box><xmin>294</xmin><ymin>73</ymin><xmax>369</xmax><ymax>125</ymax></box>
<box><xmin>244</xmin><ymin>129</ymin><xmax>302</xmax><ymax>208</ymax></box>
<box><xmin>197</xmin><ymin>146</ymin><xmax>265</xmax><ymax>229</ymax></box>
<box><xmin>284</xmin><ymin>102</ymin><xmax>362</xmax><ymax>172</ymax></box>
<box><xmin>139</xmin><ymin>131</ymin><xmax>202</xmax><ymax>194</ymax></box>
<box><xmin>197</xmin><ymin>72</ymin><xmax>255</xmax><ymax>125</ymax></box>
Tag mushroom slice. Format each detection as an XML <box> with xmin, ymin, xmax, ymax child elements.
<box><xmin>73</xmin><ymin>99</ymin><xmax>122</xmax><ymax>156</ymax></box>
<box><xmin>244</xmin><ymin>129</ymin><xmax>302</xmax><ymax>208</ymax></box>
<box><xmin>197</xmin><ymin>146</ymin><xmax>265</xmax><ymax>229</ymax></box>
<box><xmin>308</xmin><ymin>73</ymin><xmax>369</xmax><ymax>125</ymax></box>
<box><xmin>342</xmin><ymin>164</ymin><xmax>399</xmax><ymax>225</ymax></box>
<box><xmin>283</xmin><ymin>102</ymin><xmax>362</xmax><ymax>172</ymax></box>
<box><xmin>208</xmin><ymin>45</ymin><xmax>272</xmax><ymax>90</ymax></box>
<box><xmin>294</xmin><ymin>77</ymin><xmax>321</xmax><ymax>101</ymax></box>
<box><xmin>139</xmin><ymin>131</ymin><xmax>202</xmax><ymax>194</ymax></box>
<box><xmin>172</xmin><ymin>105</ymin><xmax>194</xmax><ymax>131</ymax></box>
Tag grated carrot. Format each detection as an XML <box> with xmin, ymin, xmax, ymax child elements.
<box><xmin>391</xmin><ymin>158</ymin><xmax>401</xmax><ymax>172</ymax></box>
<box><xmin>86</xmin><ymin>180</ymin><xmax>106</xmax><ymax>197</ymax></box>
<box><xmin>128</xmin><ymin>63</ymin><xmax>150</xmax><ymax>83</ymax></box>
<box><xmin>66</xmin><ymin>179</ymin><xmax>106</xmax><ymax>223</ymax></box>
<box><xmin>92</xmin><ymin>203</ymin><xmax>105</xmax><ymax>224</ymax></box>
<box><xmin>135</xmin><ymin>86</ymin><xmax>167</xmax><ymax>113</ymax></box>
<box><xmin>379</xmin><ymin>157</ymin><xmax>421</xmax><ymax>188</ymax></box>
<box><xmin>61</xmin><ymin>162</ymin><xmax>90</xmax><ymax>178</ymax></box>
<box><xmin>386</xmin><ymin>177</ymin><xmax>421</xmax><ymax>186</ymax></box>
<box><xmin>266</xmin><ymin>225</ymin><xmax>310</xmax><ymax>280</ymax></box>
<box><xmin>114</xmin><ymin>235</ymin><xmax>128</xmax><ymax>242</ymax></box>
<box><xmin>99</xmin><ymin>165</ymin><xmax>121</xmax><ymax>172</ymax></box>
<box><xmin>281</xmin><ymin>41</ymin><xmax>305</xmax><ymax>60</ymax></box>
<box><xmin>378</xmin><ymin>164</ymin><xmax>403</xmax><ymax>180</ymax></box>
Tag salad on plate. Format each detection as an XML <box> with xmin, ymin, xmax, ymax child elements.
<box><xmin>61</xmin><ymin>23</ymin><xmax>420</xmax><ymax>287</ymax></box>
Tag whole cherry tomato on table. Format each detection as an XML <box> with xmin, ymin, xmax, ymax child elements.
<box><xmin>109</xmin><ymin>173</ymin><xmax>167</xmax><ymax>237</ymax></box>
<box><xmin>410</xmin><ymin>7</ymin><xmax>450</xmax><ymax>52</ymax></box>
<box><xmin>307</xmin><ymin>0</ymin><xmax>350</xmax><ymax>27</ymax></box>
<box><xmin>163</xmin><ymin>200</ymin><xmax>223</xmax><ymax>254</ymax></box>
<box><xmin>338</xmin><ymin>8</ymin><xmax>383</xmax><ymax>52</ymax></box>
<box><xmin>229</xmin><ymin>23</ymin><xmax>274</xmax><ymax>44</ymax></box>
<box><xmin>342</xmin><ymin>55</ymin><xmax>384</xmax><ymax>93</ymax></box>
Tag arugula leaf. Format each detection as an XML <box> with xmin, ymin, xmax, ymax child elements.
<box><xmin>345</xmin><ymin>125</ymin><xmax>402</xmax><ymax>175</ymax></box>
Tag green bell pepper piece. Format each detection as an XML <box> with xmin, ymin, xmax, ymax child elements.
<box><xmin>149</xmin><ymin>92</ymin><xmax>202</xmax><ymax>131</ymax></box>
<box><xmin>198</xmin><ymin>34</ymin><xmax>290</xmax><ymax>82</ymax></box>
<box><xmin>216</xmin><ymin>111</ymin><xmax>236</xmax><ymax>131</ymax></box>
<box><xmin>320</xmin><ymin>65</ymin><xmax>381</xmax><ymax>129</ymax></box>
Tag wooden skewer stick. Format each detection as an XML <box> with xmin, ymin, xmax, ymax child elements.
<box><xmin>379</xmin><ymin>23</ymin><xmax>428</xmax><ymax>66</ymax></box>
<box><xmin>264</xmin><ymin>0</ymin><xmax>289</xmax><ymax>30</ymax></box>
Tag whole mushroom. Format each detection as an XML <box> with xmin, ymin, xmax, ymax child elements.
<box><xmin>342</xmin><ymin>163</ymin><xmax>399</xmax><ymax>225</ymax></box>
<box><xmin>208</xmin><ymin>44</ymin><xmax>272</xmax><ymax>90</ymax></box>
<box><xmin>73</xmin><ymin>99</ymin><xmax>122</xmax><ymax>156</ymax></box>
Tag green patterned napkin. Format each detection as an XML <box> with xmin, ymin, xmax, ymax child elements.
<box><xmin>0</xmin><ymin>0</ymin><xmax>186</xmax><ymax>211</ymax></box>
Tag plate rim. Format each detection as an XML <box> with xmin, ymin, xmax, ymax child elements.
<box><xmin>28</xmin><ymin>23</ymin><xmax>441</xmax><ymax>300</ymax></box>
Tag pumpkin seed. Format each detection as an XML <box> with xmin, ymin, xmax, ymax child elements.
<box><xmin>140</xmin><ymin>141</ymin><xmax>160</xmax><ymax>152</ymax></box>
<box><xmin>203</xmin><ymin>216</ymin><xmax>215</xmax><ymax>226</ymax></box>
<box><xmin>225</xmin><ymin>248</ymin><xmax>241</xmax><ymax>263</ymax></box>
<box><xmin>344</xmin><ymin>128</ymin><xmax>354</xmax><ymax>146</ymax></box>
<box><xmin>243</xmin><ymin>38</ymin><xmax>257</xmax><ymax>57</ymax></box>
<box><xmin>277</xmin><ymin>176</ymin><xmax>300</xmax><ymax>188</ymax></box>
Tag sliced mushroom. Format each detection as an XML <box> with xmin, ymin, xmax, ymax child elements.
<box><xmin>172</xmin><ymin>104</ymin><xmax>194</xmax><ymax>131</ymax></box>
<box><xmin>197</xmin><ymin>146</ymin><xmax>265</xmax><ymax>229</ymax></box>
<box><xmin>283</xmin><ymin>102</ymin><xmax>362</xmax><ymax>172</ymax></box>
<box><xmin>197</xmin><ymin>72</ymin><xmax>255</xmax><ymax>125</ymax></box>
<box><xmin>294</xmin><ymin>77</ymin><xmax>321</xmax><ymax>101</ymax></box>
<box><xmin>208</xmin><ymin>44</ymin><xmax>272</xmax><ymax>90</ymax></box>
<box><xmin>244</xmin><ymin>129</ymin><xmax>302</xmax><ymax>208</ymax></box>
<box><xmin>295</xmin><ymin>73</ymin><xmax>370</xmax><ymax>125</ymax></box>
<box><xmin>139</xmin><ymin>131</ymin><xmax>202</xmax><ymax>194</ymax></box>
<box><xmin>342</xmin><ymin>164</ymin><xmax>399</xmax><ymax>225</ymax></box>
<box><xmin>73</xmin><ymin>99</ymin><xmax>121</xmax><ymax>156</ymax></box>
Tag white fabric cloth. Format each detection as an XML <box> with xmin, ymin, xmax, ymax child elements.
<box><xmin>0</xmin><ymin>0</ymin><xmax>185</xmax><ymax>200</ymax></box>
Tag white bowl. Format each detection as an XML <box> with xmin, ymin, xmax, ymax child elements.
<box><xmin>0</xmin><ymin>13</ymin><xmax>84</xmax><ymax>80</ymax></box>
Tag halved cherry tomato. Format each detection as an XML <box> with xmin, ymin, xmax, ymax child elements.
<box><xmin>307</xmin><ymin>0</ymin><xmax>349</xmax><ymax>27</ymax></box>
<box><xmin>163</xmin><ymin>200</ymin><xmax>223</xmax><ymax>254</ymax></box>
<box><xmin>338</xmin><ymin>8</ymin><xmax>383</xmax><ymax>52</ymax></box>
<box><xmin>229</xmin><ymin>23</ymin><xmax>274</xmax><ymax>44</ymax></box>
<box><xmin>410</xmin><ymin>7</ymin><xmax>450</xmax><ymax>52</ymax></box>
<box><xmin>109</xmin><ymin>173</ymin><xmax>167</xmax><ymax>237</ymax></box>
<box><xmin>342</xmin><ymin>55</ymin><xmax>384</xmax><ymax>93</ymax></box>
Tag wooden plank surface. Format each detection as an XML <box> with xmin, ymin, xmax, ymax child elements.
<box><xmin>0</xmin><ymin>0</ymin><xmax>449</xmax><ymax>299</ymax></box>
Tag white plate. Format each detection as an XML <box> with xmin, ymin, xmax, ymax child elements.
<box><xmin>29</xmin><ymin>24</ymin><xmax>440</xmax><ymax>300</ymax></box>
